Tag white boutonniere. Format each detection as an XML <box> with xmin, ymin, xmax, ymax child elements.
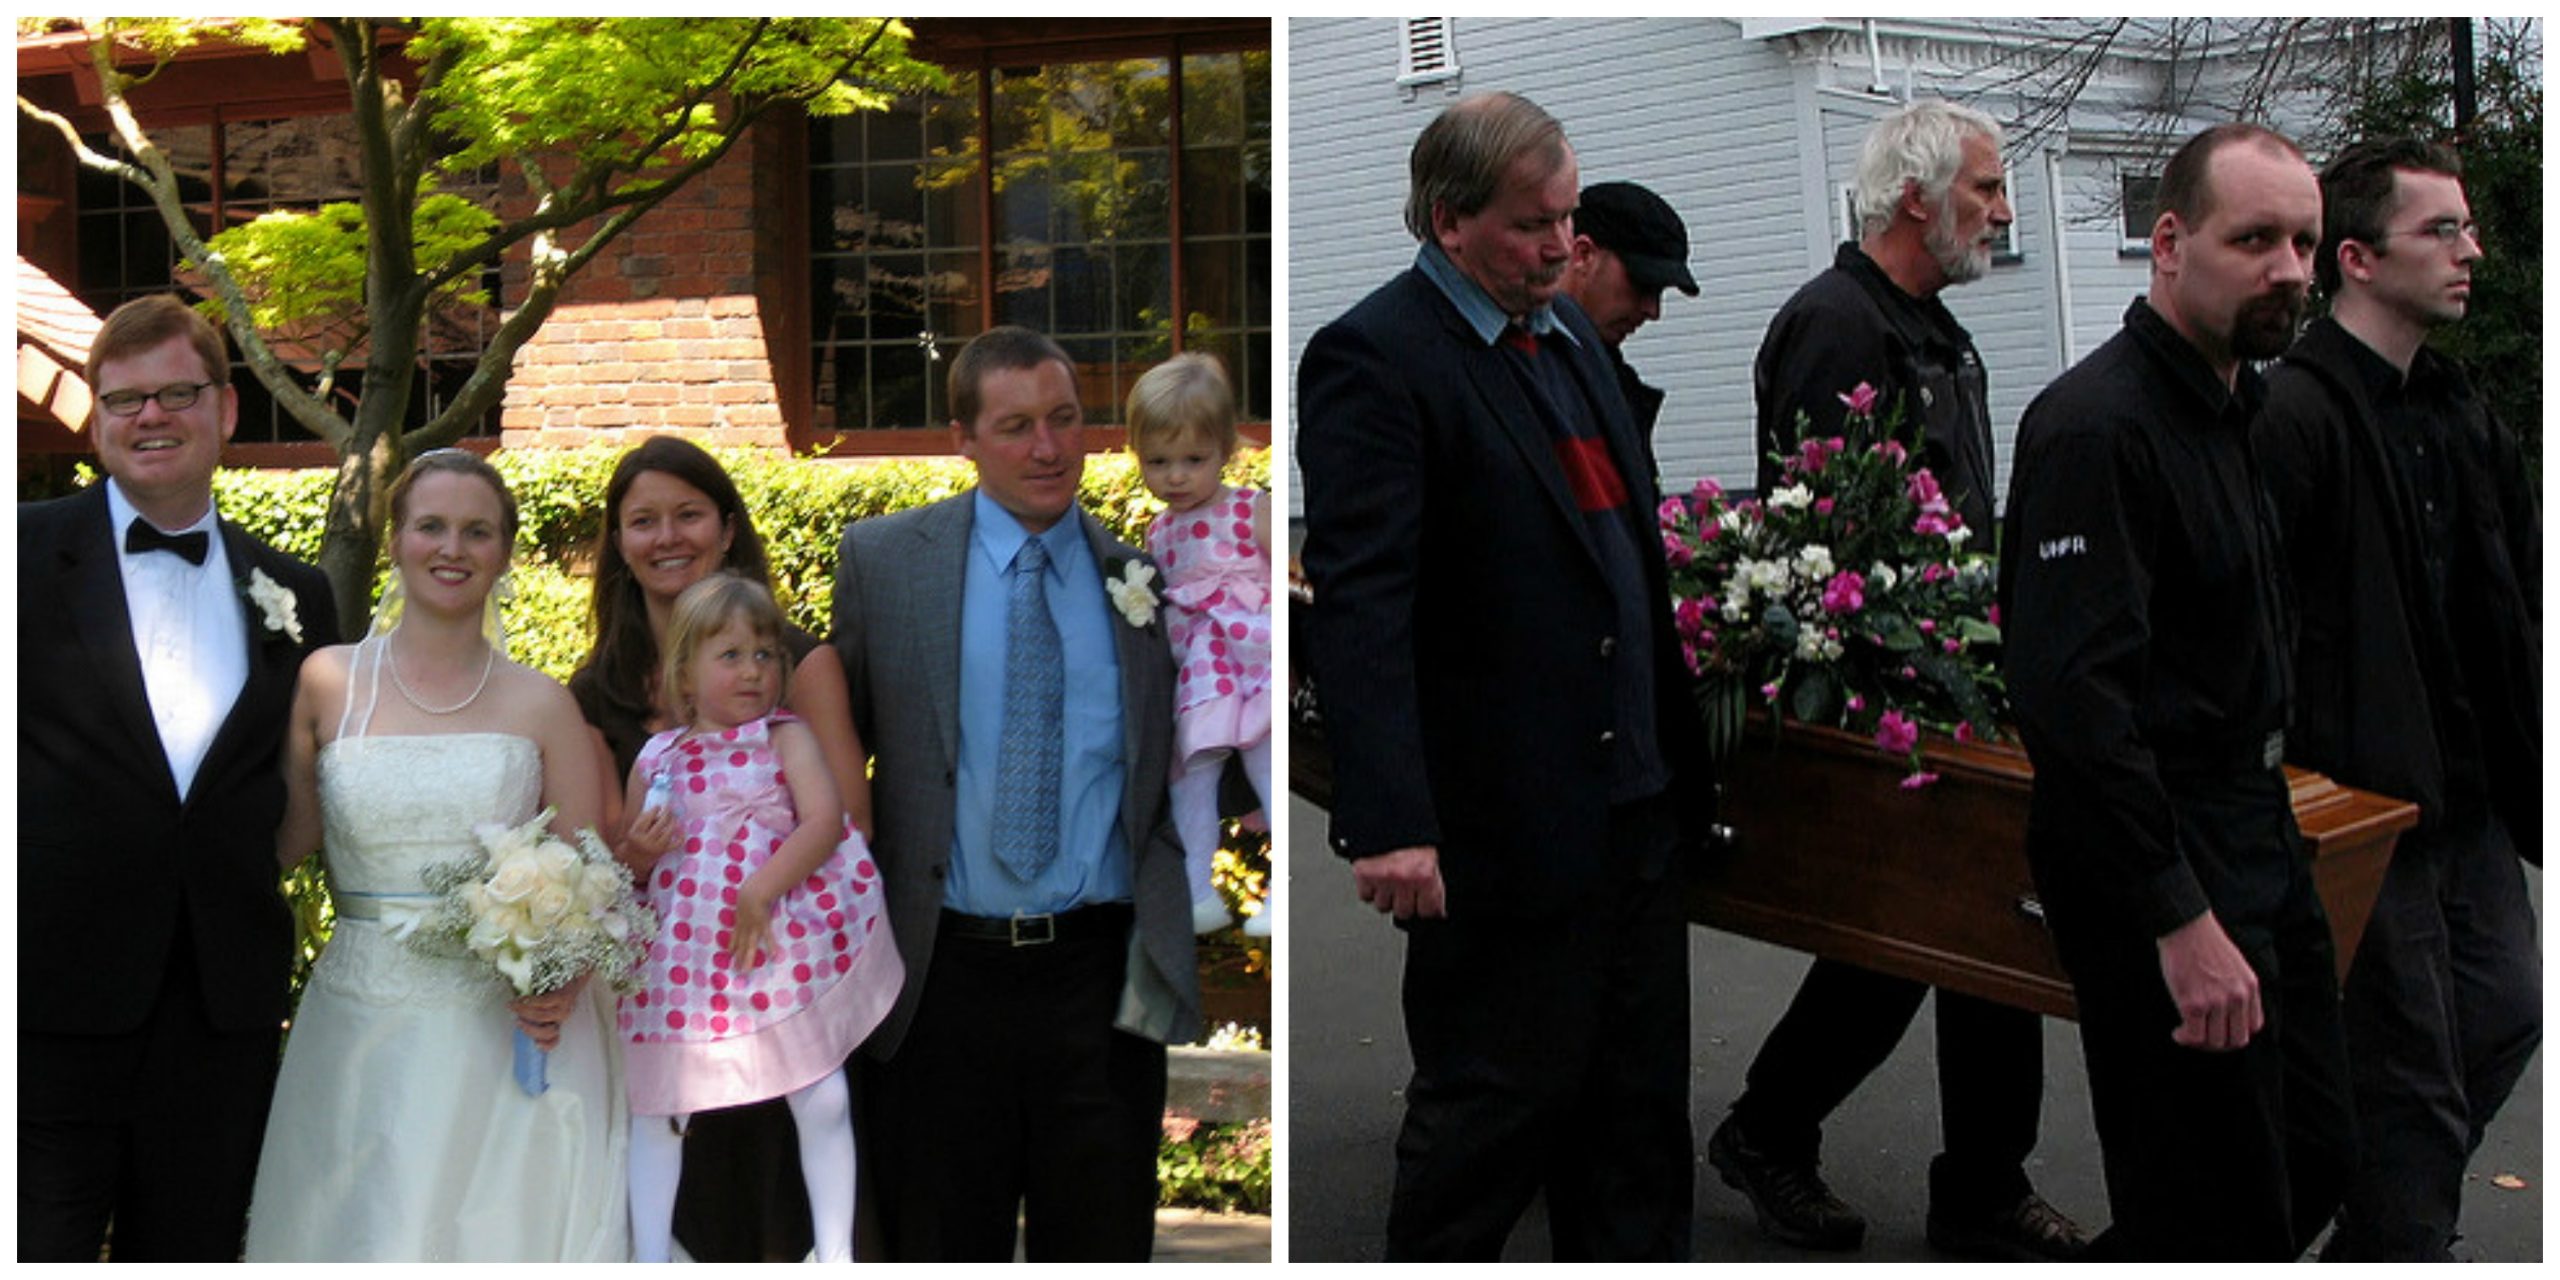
<box><xmin>1105</xmin><ymin>560</ymin><xmax>1159</xmax><ymax>629</ymax></box>
<box><xmin>245</xmin><ymin>567</ymin><xmax>303</xmax><ymax>643</ymax></box>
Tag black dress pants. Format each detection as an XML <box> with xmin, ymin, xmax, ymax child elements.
<box><xmin>1731</xmin><ymin>957</ymin><xmax>2045</xmax><ymax>1208</ymax></box>
<box><xmin>19</xmin><ymin>941</ymin><xmax>281</xmax><ymax>1262</ymax></box>
<box><xmin>2326</xmin><ymin>811</ymin><xmax>2542</xmax><ymax>1260</ymax></box>
<box><xmin>1384</xmin><ymin>799</ymin><xmax>1693</xmax><ymax>1261</ymax></box>
<box><xmin>866</xmin><ymin>905</ymin><xmax>1166</xmax><ymax>1262</ymax></box>
<box><xmin>2051</xmin><ymin>852</ymin><xmax>2354</xmax><ymax>1260</ymax></box>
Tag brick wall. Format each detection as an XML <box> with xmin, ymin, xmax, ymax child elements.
<box><xmin>500</xmin><ymin>140</ymin><xmax>792</xmax><ymax>452</ymax></box>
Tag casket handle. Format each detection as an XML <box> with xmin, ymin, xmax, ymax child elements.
<box><xmin>2015</xmin><ymin>894</ymin><xmax>2046</xmax><ymax>924</ymax></box>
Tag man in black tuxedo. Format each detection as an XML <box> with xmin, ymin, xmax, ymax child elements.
<box><xmin>1298</xmin><ymin>91</ymin><xmax>1707</xmax><ymax>1261</ymax></box>
<box><xmin>19</xmin><ymin>295</ymin><xmax>339</xmax><ymax>1261</ymax></box>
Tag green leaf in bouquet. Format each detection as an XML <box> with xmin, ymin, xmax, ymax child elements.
<box><xmin>1873</xmin><ymin>610</ymin><xmax>1924</xmax><ymax>652</ymax></box>
<box><xmin>1911</xmin><ymin>646</ymin><xmax>1999</xmax><ymax>737</ymax></box>
<box><xmin>1956</xmin><ymin>615</ymin><xmax>2002</xmax><ymax>645</ymax></box>
<box><xmin>1789</xmin><ymin>665</ymin><xmax>1842</xmax><ymax>725</ymax></box>
<box><xmin>1762</xmin><ymin>602</ymin><xmax>1800</xmax><ymax>650</ymax></box>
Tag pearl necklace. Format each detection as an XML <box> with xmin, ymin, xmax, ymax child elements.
<box><xmin>386</xmin><ymin>639</ymin><xmax>497</xmax><ymax>716</ymax></box>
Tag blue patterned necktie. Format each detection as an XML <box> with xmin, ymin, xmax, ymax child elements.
<box><xmin>992</xmin><ymin>534</ymin><xmax>1063</xmax><ymax>881</ymax></box>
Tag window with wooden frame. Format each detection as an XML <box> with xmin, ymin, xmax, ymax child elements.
<box><xmin>800</xmin><ymin>24</ymin><xmax>1270</xmax><ymax>452</ymax></box>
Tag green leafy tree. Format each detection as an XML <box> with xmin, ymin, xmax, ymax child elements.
<box><xmin>17</xmin><ymin>17</ymin><xmax>946</xmax><ymax>636</ymax></box>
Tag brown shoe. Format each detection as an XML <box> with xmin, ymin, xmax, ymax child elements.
<box><xmin>1708</xmin><ymin>1117</ymin><xmax>1866</xmax><ymax>1251</ymax></box>
<box><xmin>1927</xmin><ymin>1190</ymin><xmax>2090</xmax><ymax>1261</ymax></box>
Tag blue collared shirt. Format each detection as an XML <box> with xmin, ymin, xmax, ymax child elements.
<box><xmin>948</xmin><ymin>489</ymin><xmax>1132</xmax><ymax>916</ymax></box>
<box><xmin>1415</xmin><ymin>241</ymin><xmax>1580</xmax><ymax>350</ymax></box>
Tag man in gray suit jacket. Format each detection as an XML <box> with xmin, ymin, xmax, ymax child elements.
<box><xmin>832</xmin><ymin>325</ymin><xmax>1199</xmax><ymax>1262</ymax></box>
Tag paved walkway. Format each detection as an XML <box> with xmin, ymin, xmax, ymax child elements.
<box><xmin>1285</xmin><ymin>795</ymin><xmax>2543</xmax><ymax>1262</ymax></box>
<box><xmin>1153</xmin><ymin>1208</ymin><xmax>1272</xmax><ymax>1262</ymax></box>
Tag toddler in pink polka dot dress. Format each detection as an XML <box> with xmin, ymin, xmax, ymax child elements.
<box><xmin>614</xmin><ymin>575</ymin><xmax>901</xmax><ymax>1263</ymax></box>
<box><xmin>1128</xmin><ymin>354</ymin><xmax>1275</xmax><ymax>937</ymax></box>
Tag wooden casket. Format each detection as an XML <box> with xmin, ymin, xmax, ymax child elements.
<box><xmin>1693</xmin><ymin>720</ymin><xmax>2417</xmax><ymax>1019</ymax></box>
<box><xmin>1287</xmin><ymin>579</ymin><xmax>2420</xmax><ymax>1021</ymax></box>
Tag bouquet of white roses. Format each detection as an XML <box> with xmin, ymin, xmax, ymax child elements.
<box><xmin>396</xmin><ymin>808</ymin><xmax>656</xmax><ymax>1094</ymax></box>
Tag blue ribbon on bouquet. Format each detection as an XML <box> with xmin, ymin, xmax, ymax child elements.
<box><xmin>513</xmin><ymin>1027</ymin><xmax>549</xmax><ymax>1096</ymax></box>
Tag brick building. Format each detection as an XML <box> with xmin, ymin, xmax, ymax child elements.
<box><xmin>17</xmin><ymin>17</ymin><xmax>1271</xmax><ymax>482</ymax></box>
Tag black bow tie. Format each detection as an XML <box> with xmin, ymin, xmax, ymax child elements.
<box><xmin>126</xmin><ymin>521</ymin><xmax>210</xmax><ymax>566</ymax></box>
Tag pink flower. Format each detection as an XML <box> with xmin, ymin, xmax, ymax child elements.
<box><xmin>1658</xmin><ymin>496</ymin><xmax>1687</xmax><ymax>527</ymax></box>
<box><xmin>1913</xmin><ymin>512</ymin><xmax>1953</xmax><ymax>537</ymax></box>
<box><xmin>1900</xmin><ymin>665</ymin><xmax>1918</xmax><ymax>679</ymax></box>
<box><xmin>1760</xmin><ymin>681</ymin><xmax>1782</xmax><ymax>702</ymax></box>
<box><xmin>1920</xmin><ymin>563</ymin><xmax>1951</xmax><ymax>584</ymax></box>
<box><xmin>1699</xmin><ymin>520</ymin><xmax>1723</xmax><ymax>543</ymax></box>
<box><xmin>1987</xmin><ymin>604</ymin><xmax>2002</xmax><ymax>628</ymax></box>
<box><xmin>1874</xmin><ymin>710</ymin><xmax>1919</xmax><ymax>756</ymax></box>
<box><xmin>1846</xmin><ymin>694</ymin><xmax>1866</xmax><ymax>713</ymax></box>
<box><xmin>1673</xmin><ymin>597</ymin><xmax>1709</xmax><ymax>639</ymax></box>
<box><xmin>1907</xmin><ymin>469</ymin><xmax>1948</xmax><ymax>512</ymax></box>
<box><xmin>1917</xmin><ymin>619</ymin><xmax>1937</xmax><ymax>634</ymax></box>
<box><xmin>1819</xmin><ymin>569</ymin><xmax>1866</xmax><ymax>615</ymax></box>
<box><xmin>1943</xmin><ymin>638</ymin><xmax>1963</xmax><ymax>654</ymax></box>
<box><xmin>1700</xmin><ymin>596</ymin><xmax>1720</xmax><ymax>615</ymax></box>
<box><xmin>1681</xmin><ymin>640</ymin><xmax>1704</xmax><ymax>676</ymax></box>
<box><xmin>1838</xmin><ymin>382</ymin><xmax>1880</xmax><ymax>417</ymax></box>
<box><xmin>1691</xmin><ymin>477</ymin><xmax>1725</xmax><ymax>505</ymax></box>
<box><xmin>1875</xmin><ymin>440</ymin><xmax>1908</xmax><ymax>466</ymax></box>
<box><xmin>1953</xmin><ymin>722</ymin><xmax>1974</xmax><ymax>743</ymax></box>
<box><xmin>1663</xmin><ymin>535</ymin><xmax>1695</xmax><ymax>569</ymax></box>
<box><xmin>1814</xmin><ymin>497</ymin><xmax>1836</xmax><ymax>516</ymax></box>
<box><xmin>1900</xmin><ymin>771</ymin><xmax>1941</xmax><ymax>790</ymax></box>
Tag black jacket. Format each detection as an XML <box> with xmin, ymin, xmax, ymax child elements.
<box><xmin>18</xmin><ymin>484</ymin><xmax>340</xmax><ymax>1033</ymax></box>
<box><xmin>1298</xmin><ymin>268</ymin><xmax>1706</xmax><ymax>918</ymax></box>
<box><xmin>1755</xmin><ymin>243</ymin><xmax>1997</xmax><ymax>533</ymax></box>
<box><xmin>2254</xmin><ymin>316</ymin><xmax>2541</xmax><ymax>860</ymax></box>
<box><xmin>2000</xmin><ymin>299</ymin><xmax>2298</xmax><ymax>937</ymax></box>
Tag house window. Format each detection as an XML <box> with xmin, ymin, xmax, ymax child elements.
<box><xmin>807</xmin><ymin>44</ymin><xmax>1270</xmax><ymax>437</ymax></box>
<box><xmin>72</xmin><ymin>115</ymin><xmax>505</xmax><ymax>445</ymax></box>
<box><xmin>2119</xmin><ymin>171</ymin><xmax>2160</xmax><ymax>257</ymax></box>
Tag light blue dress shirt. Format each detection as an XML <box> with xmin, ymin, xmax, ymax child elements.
<box><xmin>1415</xmin><ymin>241</ymin><xmax>1580</xmax><ymax>349</ymax></box>
<box><xmin>947</xmin><ymin>490</ymin><xmax>1132</xmax><ymax>916</ymax></box>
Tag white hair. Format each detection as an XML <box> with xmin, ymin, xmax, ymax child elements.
<box><xmin>1852</xmin><ymin>99</ymin><xmax>2004</xmax><ymax>238</ymax></box>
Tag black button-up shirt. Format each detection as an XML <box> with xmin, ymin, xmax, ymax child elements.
<box><xmin>1999</xmin><ymin>298</ymin><xmax>2296</xmax><ymax>938</ymax></box>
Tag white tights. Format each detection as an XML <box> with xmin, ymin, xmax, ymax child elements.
<box><xmin>629</xmin><ymin>1067</ymin><xmax>856</xmax><ymax>1262</ymax></box>
<box><xmin>1171</xmin><ymin>736</ymin><xmax>1273</xmax><ymax>904</ymax></box>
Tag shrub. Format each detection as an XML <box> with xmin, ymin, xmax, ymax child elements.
<box><xmin>1159</xmin><ymin>1116</ymin><xmax>1273</xmax><ymax>1215</ymax></box>
<box><xmin>229</xmin><ymin>442</ymin><xmax>1275</xmax><ymax>1008</ymax></box>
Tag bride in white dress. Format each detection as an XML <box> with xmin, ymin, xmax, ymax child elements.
<box><xmin>246</xmin><ymin>451</ymin><xmax>629</xmax><ymax>1261</ymax></box>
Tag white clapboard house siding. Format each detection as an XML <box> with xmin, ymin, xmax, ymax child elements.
<box><xmin>1287</xmin><ymin>17</ymin><xmax>2351</xmax><ymax>520</ymax></box>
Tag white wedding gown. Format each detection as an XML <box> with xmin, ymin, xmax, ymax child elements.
<box><xmin>244</xmin><ymin>728</ymin><xmax>630</xmax><ymax>1261</ymax></box>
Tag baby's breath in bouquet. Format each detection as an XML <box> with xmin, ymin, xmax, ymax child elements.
<box><xmin>396</xmin><ymin>808</ymin><xmax>656</xmax><ymax>1094</ymax></box>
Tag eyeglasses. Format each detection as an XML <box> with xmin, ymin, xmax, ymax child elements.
<box><xmin>97</xmin><ymin>381</ymin><xmax>217</xmax><ymax>417</ymax></box>
<box><xmin>2386</xmin><ymin>217</ymin><xmax>2481</xmax><ymax>248</ymax></box>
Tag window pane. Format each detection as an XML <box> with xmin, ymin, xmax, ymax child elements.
<box><xmin>866</xmin><ymin>164</ymin><xmax>927</xmax><ymax>246</ymax></box>
<box><xmin>1120</xmin><ymin>149</ymin><xmax>1170</xmax><ymax>241</ymax></box>
<box><xmin>1181</xmin><ymin>53</ymin><xmax>1243</xmax><ymax>146</ymax></box>
<box><xmin>867</xmin><ymin>93</ymin><xmax>924</xmax><ymax>164</ymax></box>
<box><xmin>1050</xmin><ymin>245</ymin><xmax>1108</xmax><ymax>335</ymax></box>
<box><xmin>1182</xmin><ymin>239</ymin><xmax>1245</xmax><ymax>330</ymax></box>
<box><xmin>993</xmin><ymin>68</ymin><xmax>1046</xmax><ymax>154</ymax></box>
<box><xmin>1180</xmin><ymin>145</ymin><xmax>1241</xmax><ymax>238</ymax></box>
<box><xmin>997</xmin><ymin>244</ymin><xmax>1053</xmax><ymax>329</ymax></box>
<box><xmin>1116</xmin><ymin>243</ymin><xmax>1171</xmax><ymax>340</ymax></box>
<box><xmin>872</xmin><ymin>340</ymin><xmax>929</xmax><ymax>430</ymax></box>
<box><xmin>1051</xmin><ymin>152</ymin><xmax>1114</xmax><ymax>243</ymax></box>
<box><xmin>1108</xmin><ymin>58</ymin><xmax>1172</xmax><ymax>150</ymax></box>
<box><xmin>926</xmin><ymin>252</ymin><xmax>982</xmax><ymax>341</ymax></box>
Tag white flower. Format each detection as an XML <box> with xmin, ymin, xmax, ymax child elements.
<box><xmin>245</xmin><ymin>568</ymin><xmax>302</xmax><ymax>643</ymax></box>
<box><xmin>1871</xmin><ymin>563</ymin><xmax>1900</xmax><ymax>592</ymax></box>
<box><xmin>1793</xmin><ymin>544</ymin><xmax>1834</xmax><ymax>583</ymax></box>
<box><xmin>1946</xmin><ymin>525</ymin><xmax>1974</xmax><ymax>548</ymax></box>
<box><xmin>1767</xmin><ymin>484</ymin><xmax>1814</xmax><ymax>511</ymax></box>
<box><xmin>1742</xmin><ymin>558</ymin><xmax>1788</xmax><ymax>594</ymax></box>
<box><xmin>1105</xmin><ymin>560</ymin><xmax>1159</xmax><ymax>628</ymax></box>
<box><xmin>1794</xmin><ymin>627</ymin><xmax>1829</xmax><ymax>661</ymax></box>
<box><xmin>1717</xmin><ymin>509</ymin><xmax>1746</xmax><ymax>535</ymax></box>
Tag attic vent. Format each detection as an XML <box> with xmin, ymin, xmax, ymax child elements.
<box><xmin>1397</xmin><ymin>18</ymin><xmax>1461</xmax><ymax>97</ymax></box>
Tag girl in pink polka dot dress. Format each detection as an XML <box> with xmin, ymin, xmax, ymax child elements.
<box><xmin>1127</xmin><ymin>354</ymin><xmax>1275</xmax><ymax>937</ymax></box>
<box><xmin>615</xmin><ymin>575</ymin><xmax>901</xmax><ymax>1263</ymax></box>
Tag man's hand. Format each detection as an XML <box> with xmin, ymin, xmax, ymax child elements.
<box><xmin>2156</xmin><ymin>910</ymin><xmax>2262</xmax><ymax>1051</ymax></box>
<box><xmin>1352</xmin><ymin>845</ymin><xmax>1447</xmax><ymax>919</ymax></box>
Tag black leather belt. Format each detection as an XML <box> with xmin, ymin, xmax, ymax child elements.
<box><xmin>939</xmin><ymin>903</ymin><xmax>1132</xmax><ymax>948</ymax></box>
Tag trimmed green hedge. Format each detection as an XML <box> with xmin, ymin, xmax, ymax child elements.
<box><xmin>229</xmin><ymin>443</ymin><xmax>1278</xmax><ymax>1026</ymax></box>
<box><xmin>213</xmin><ymin>445</ymin><xmax>1273</xmax><ymax>679</ymax></box>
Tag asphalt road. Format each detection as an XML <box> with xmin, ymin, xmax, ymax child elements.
<box><xmin>1281</xmin><ymin>794</ymin><xmax>2544</xmax><ymax>1262</ymax></box>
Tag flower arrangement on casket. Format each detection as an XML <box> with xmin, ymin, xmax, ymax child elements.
<box><xmin>1659</xmin><ymin>383</ymin><xmax>2004</xmax><ymax>786</ymax></box>
<box><xmin>392</xmin><ymin>808</ymin><xmax>658</xmax><ymax>1093</ymax></box>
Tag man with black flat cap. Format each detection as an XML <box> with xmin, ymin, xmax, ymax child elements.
<box><xmin>1560</xmin><ymin>179</ymin><xmax>1699</xmax><ymax>462</ymax></box>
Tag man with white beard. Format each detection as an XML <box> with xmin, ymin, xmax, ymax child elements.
<box><xmin>1716</xmin><ymin>99</ymin><xmax>2088</xmax><ymax>1262</ymax></box>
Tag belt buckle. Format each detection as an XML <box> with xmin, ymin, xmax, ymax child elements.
<box><xmin>1008</xmin><ymin>912</ymin><xmax>1056</xmax><ymax>947</ymax></box>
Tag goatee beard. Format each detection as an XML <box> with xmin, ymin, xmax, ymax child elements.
<box><xmin>2231</xmin><ymin>290</ymin><xmax>2305</xmax><ymax>361</ymax></box>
